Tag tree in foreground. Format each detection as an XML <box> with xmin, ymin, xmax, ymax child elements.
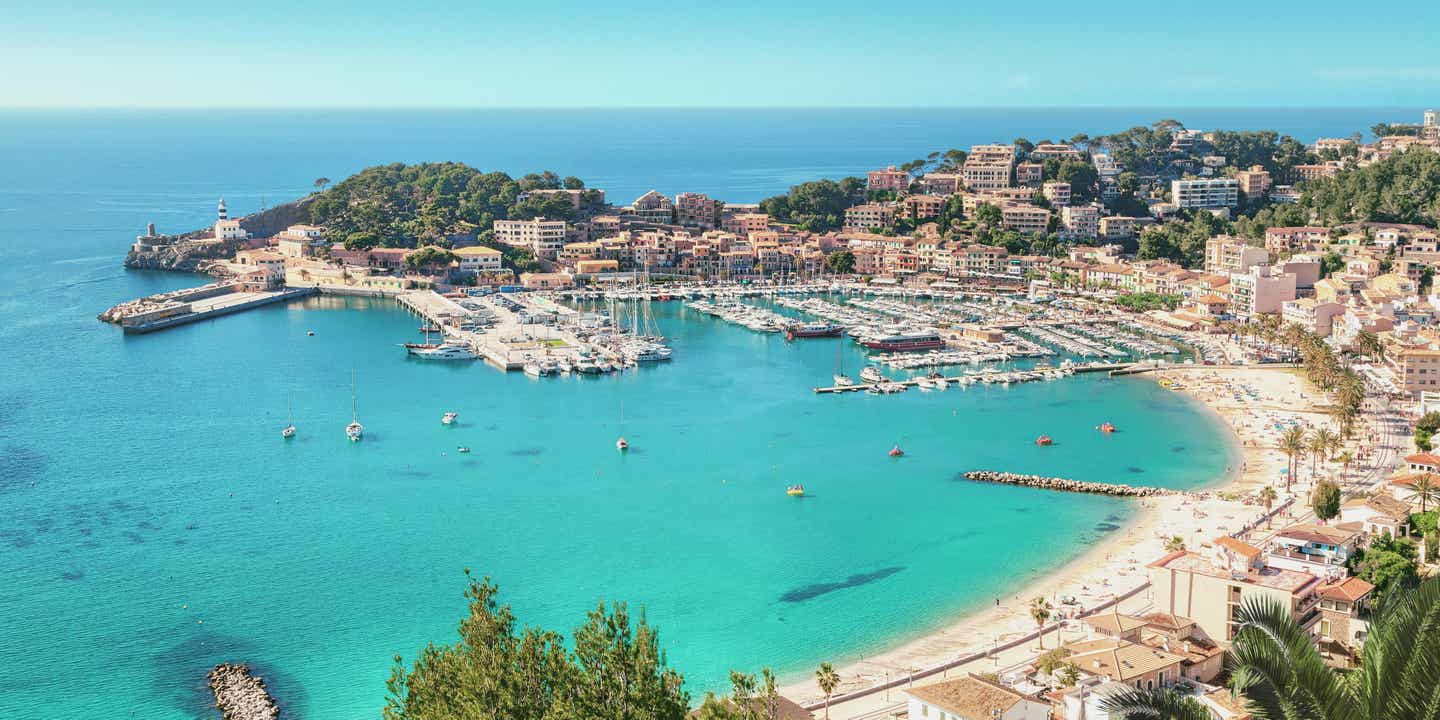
<box><xmin>1311</xmin><ymin>480</ymin><xmax>1341</xmax><ymax>524</ymax></box>
<box><xmin>384</xmin><ymin>570</ymin><xmax>688</xmax><ymax>720</ymax></box>
<box><xmin>1102</xmin><ymin>576</ymin><xmax>1440</xmax><ymax>720</ymax></box>
<box><xmin>814</xmin><ymin>662</ymin><xmax>839</xmax><ymax>720</ymax></box>
<box><xmin>1029</xmin><ymin>596</ymin><xmax>1053</xmax><ymax>649</ymax></box>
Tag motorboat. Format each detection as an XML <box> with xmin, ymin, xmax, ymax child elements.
<box><xmin>410</xmin><ymin>343</ymin><xmax>475</xmax><ymax>360</ymax></box>
<box><xmin>888</xmin><ymin>445</ymin><xmax>904</xmax><ymax>457</ymax></box>
<box><xmin>442</xmin><ymin>412</ymin><xmax>458</xmax><ymax>425</ymax></box>
<box><xmin>833</xmin><ymin>374</ymin><xmax>855</xmax><ymax>387</ymax></box>
<box><xmin>1036</xmin><ymin>435</ymin><xmax>1052</xmax><ymax>446</ymax></box>
<box><xmin>786</xmin><ymin>485</ymin><xmax>805</xmax><ymax>497</ymax></box>
<box><xmin>861</xmin><ymin>329</ymin><xmax>945</xmax><ymax>352</ymax></box>
<box><xmin>860</xmin><ymin>366</ymin><xmax>886</xmax><ymax>384</ymax></box>
<box><xmin>457</xmin><ymin>446</ymin><xmax>471</xmax><ymax>453</ymax></box>
<box><xmin>1098</xmin><ymin>422</ymin><xmax>1116</xmax><ymax>433</ymax></box>
<box><xmin>616</xmin><ymin>436</ymin><xmax>629</xmax><ymax>451</ymax></box>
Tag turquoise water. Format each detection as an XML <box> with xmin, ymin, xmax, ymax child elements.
<box><xmin>0</xmin><ymin>107</ymin><xmax>1342</xmax><ymax>718</ymax></box>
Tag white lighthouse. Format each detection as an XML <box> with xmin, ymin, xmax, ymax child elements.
<box><xmin>213</xmin><ymin>198</ymin><xmax>249</xmax><ymax>241</ymax></box>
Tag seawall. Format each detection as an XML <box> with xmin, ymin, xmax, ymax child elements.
<box><xmin>961</xmin><ymin>470</ymin><xmax>1179</xmax><ymax>497</ymax></box>
<box><xmin>207</xmin><ymin>664</ymin><xmax>280</xmax><ymax>720</ymax></box>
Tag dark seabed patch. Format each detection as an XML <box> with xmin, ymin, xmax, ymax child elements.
<box><xmin>1127</xmin><ymin>466</ymin><xmax>1145</xmax><ymax>474</ymax></box>
<box><xmin>1</xmin><ymin>530</ymin><xmax>35</xmax><ymax>549</ymax></box>
<box><xmin>185</xmin><ymin>523</ymin><xmax>199</xmax><ymax>531</ymax></box>
<box><xmin>79</xmin><ymin>540</ymin><xmax>101</xmax><ymax>549</ymax></box>
<box><xmin>0</xmin><ymin>444</ymin><xmax>46</xmax><ymax>492</ymax></box>
<box><xmin>458</xmin><ymin>459</ymin><xmax>481</xmax><ymax>467</ymax></box>
<box><xmin>60</xmin><ymin>570</ymin><xmax>84</xmax><ymax>581</ymax></box>
<box><xmin>509</xmin><ymin>447</ymin><xmax>544</xmax><ymax>457</ymax></box>
<box><xmin>1171</xmin><ymin>445</ymin><xmax>1186</xmax><ymax>453</ymax></box>
<box><xmin>780</xmin><ymin>566</ymin><xmax>903</xmax><ymax>603</ymax></box>
<box><xmin>173</xmin><ymin>539</ymin><xmax>188</xmax><ymax>545</ymax></box>
<box><xmin>1105</xmin><ymin>514</ymin><xmax>1124</xmax><ymax>523</ymax></box>
<box><xmin>123</xmin><ymin>531</ymin><xmax>145</xmax><ymax>544</ymax></box>
<box><xmin>1094</xmin><ymin>522</ymin><xmax>1122</xmax><ymax>532</ymax></box>
<box><xmin>484</xmin><ymin>424</ymin><xmax>499</xmax><ymax>431</ymax></box>
<box><xmin>138</xmin><ymin>520</ymin><xmax>160</xmax><ymax>531</ymax></box>
<box><xmin>393</xmin><ymin>469</ymin><xmax>432</xmax><ymax>478</ymax></box>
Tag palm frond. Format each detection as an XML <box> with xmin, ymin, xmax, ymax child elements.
<box><xmin>1097</xmin><ymin>685</ymin><xmax>1211</xmax><ymax>720</ymax></box>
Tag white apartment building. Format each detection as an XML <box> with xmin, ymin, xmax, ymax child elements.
<box><xmin>1043</xmin><ymin>181</ymin><xmax>1072</xmax><ymax>206</ymax></box>
<box><xmin>1060</xmin><ymin>204</ymin><xmax>1100</xmax><ymax>239</ymax></box>
<box><xmin>494</xmin><ymin>217</ymin><xmax>569</xmax><ymax>259</ymax></box>
<box><xmin>1171</xmin><ymin>178</ymin><xmax>1239</xmax><ymax>209</ymax></box>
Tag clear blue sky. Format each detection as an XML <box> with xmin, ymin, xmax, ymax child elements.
<box><xmin>5</xmin><ymin>0</ymin><xmax>1438</xmax><ymax>108</ymax></box>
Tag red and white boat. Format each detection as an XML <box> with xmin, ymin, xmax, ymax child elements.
<box><xmin>862</xmin><ymin>330</ymin><xmax>944</xmax><ymax>352</ymax></box>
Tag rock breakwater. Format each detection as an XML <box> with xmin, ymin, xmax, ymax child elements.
<box><xmin>207</xmin><ymin>663</ymin><xmax>280</xmax><ymax>720</ymax></box>
<box><xmin>962</xmin><ymin>471</ymin><xmax>1178</xmax><ymax>497</ymax></box>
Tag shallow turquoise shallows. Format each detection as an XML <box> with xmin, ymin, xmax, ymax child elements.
<box><xmin>1</xmin><ymin>107</ymin><xmax>1363</xmax><ymax>718</ymax></box>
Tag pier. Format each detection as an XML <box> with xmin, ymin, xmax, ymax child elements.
<box><xmin>960</xmin><ymin>470</ymin><xmax>1179</xmax><ymax>497</ymax></box>
<box><xmin>99</xmin><ymin>282</ymin><xmax>316</xmax><ymax>334</ymax></box>
<box><xmin>208</xmin><ymin>664</ymin><xmax>280</xmax><ymax>720</ymax></box>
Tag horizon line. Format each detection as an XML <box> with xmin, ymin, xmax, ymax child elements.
<box><xmin>0</xmin><ymin>104</ymin><xmax>1428</xmax><ymax>112</ymax></box>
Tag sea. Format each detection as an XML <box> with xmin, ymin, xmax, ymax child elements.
<box><xmin>0</xmin><ymin>108</ymin><xmax>1403</xmax><ymax>718</ymax></box>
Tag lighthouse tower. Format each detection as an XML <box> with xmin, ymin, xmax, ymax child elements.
<box><xmin>217</xmin><ymin>197</ymin><xmax>229</xmax><ymax>221</ymax></box>
<box><xmin>212</xmin><ymin>197</ymin><xmax>250</xmax><ymax>241</ymax></box>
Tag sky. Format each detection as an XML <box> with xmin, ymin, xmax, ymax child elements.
<box><xmin>4</xmin><ymin>0</ymin><xmax>1439</xmax><ymax>108</ymax></box>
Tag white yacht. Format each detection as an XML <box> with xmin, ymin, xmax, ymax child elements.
<box><xmin>442</xmin><ymin>412</ymin><xmax>458</xmax><ymax>425</ymax></box>
<box><xmin>409</xmin><ymin>343</ymin><xmax>476</xmax><ymax>360</ymax></box>
<box><xmin>523</xmin><ymin>362</ymin><xmax>543</xmax><ymax>378</ymax></box>
<box><xmin>860</xmin><ymin>366</ymin><xmax>886</xmax><ymax>384</ymax></box>
<box><xmin>833</xmin><ymin>374</ymin><xmax>855</xmax><ymax>387</ymax></box>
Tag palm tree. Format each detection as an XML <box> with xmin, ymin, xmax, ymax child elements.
<box><xmin>1311</xmin><ymin>427</ymin><xmax>1339</xmax><ymax>480</ymax></box>
<box><xmin>1408</xmin><ymin>474</ymin><xmax>1440</xmax><ymax>514</ymax></box>
<box><xmin>1280</xmin><ymin>426</ymin><xmax>1307</xmax><ymax>492</ymax></box>
<box><xmin>1102</xmin><ymin>576</ymin><xmax>1440</xmax><ymax>720</ymax></box>
<box><xmin>1258</xmin><ymin>486</ymin><xmax>1279</xmax><ymax>527</ymax></box>
<box><xmin>1029</xmin><ymin>596</ymin><xmax>1053</xmax><ymax>649</ymax></box>
<box><xmin>1337</xmin><ymin>450</ymin><xmax>1355</xmax><ymax>481</ymax></box>
<box><xmin>814</xmin><ymin>662</ymin><xmax>839</xmax><ymax>720</ymax></box>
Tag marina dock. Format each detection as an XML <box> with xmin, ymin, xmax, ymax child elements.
<box><xmin>812</xmin><ymin>363</ymin><xmax>1127</xmax><ymax>393</ymax></box>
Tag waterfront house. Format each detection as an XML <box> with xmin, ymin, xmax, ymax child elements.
<box><xmin>1061</xmin><ymin>637</ymin><xmax>1187</xmax><ymax>691</ymax></box>
<box><xmin>1402</xmin><ymin>453</ymin><xmax>1440</xmax><ymax>473</ymax></box>
<box><xmin>518</xmin><ymin>272</ymin><xmax>573</xmax><ymax>290</ymax></box>
<box><xmin>1337</xmin><ymin>495</ymin><xmax>1412</xmax><ymax>539</ymax></box>
<box><xmin>906</xmin><ymin>675</ymin><xmax>1049</xmax><ymax>720</ymax></box>
<box><xmin>452</xmin><ymin>245</ymin><xmax>503</xmax><ymax>274</ymax></box>
<box><xmin>1265</xmin><ymin>523</ymin><xmax>1359</xmax><ymax>575</ymax></box>
<box><xmin>1387</xmin><ymin>471</ymin><xmax>1436</xmax><ymax>504</ymax></box>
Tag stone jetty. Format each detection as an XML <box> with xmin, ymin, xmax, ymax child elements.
<box><xmin>208</xmin><ymin>663</ymin><xmax>280</xmax><ymax>720</ymax></box>
<box><xmin>962</xmin><ymin>470</ymin><xmax>1178</xmax><ymax>497</ymax></box>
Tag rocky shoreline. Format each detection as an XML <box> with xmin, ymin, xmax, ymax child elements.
<box><xmin>962</xmin><ymin>470</ymin><xmax>1179</xmax><ymax>497</ymax></box>
<box><xmin>208</xmin><ymin>663</ymin><xmax>280</xmax><ymax>720</ymax></box>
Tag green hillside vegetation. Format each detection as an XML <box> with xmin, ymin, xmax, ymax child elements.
<box><xmin>1302</xmin><ymin>148</ymin><xmax>1440</xmax><ymax>226</ymax></box>
<box><xmin>306</xmin><ymin>162</ymin><xmax>599</xmax><ymax>255</ymax></box>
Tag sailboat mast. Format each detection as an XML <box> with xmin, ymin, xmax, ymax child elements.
<box><xmin>350</xmin><ymin>369</ymin><xmax>358</xmax><ymax>422</ymax></box>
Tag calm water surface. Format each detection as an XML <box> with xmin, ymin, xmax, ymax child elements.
<box><xmin>0</xmin><ymin>108</ymin><xmax>1373</xmax><ymax>718</ymax></box>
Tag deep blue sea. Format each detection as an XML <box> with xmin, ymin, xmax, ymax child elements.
<box><xmin>0</xmin><ymin>108</ymin><xmax>1396</xmax><ymax>718</ymax></box>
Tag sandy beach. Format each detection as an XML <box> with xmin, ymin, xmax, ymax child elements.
<box><xmin>784</xmin><ymin>364</ymin><xmax>1389</xmax><ymax>717</ymax></box>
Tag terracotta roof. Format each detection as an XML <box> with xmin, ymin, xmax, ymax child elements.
<box><xmin>1404</xmin><ymin>452</ymin><xmax>1440</xmax><ymax>465</ymax></box>
<box><xmin>1214</xmin><ymin>536</ymin><xmax>1263</xmax><ymax>557</ymax></box>
<box><xmin>1319</xmin><ymin>576</ymin><xmax>1375</xmax><ymax>603</ymax></box>
<box><xmin>1140</xmin><ymin>612</ymin><xmax>1194</xmax><ymax>632</ymax></box>
<box><xmin>1063</xmin><ymin>638</ymin><xmax>1186</xmax><ymax>682</ymax></box>
<box><xmin>1084</xmin><ymin>612</ymin><xmax>1150</xmax><ymax>635</ymax></box>
<box><xmin>1389</xmin><ymin>471</ymin><xmax>1440</xmax><ymax>488</ymax></box>
<box><xmin>905</xmin><ymin>676</ymin><xmax>1025</xmax><ymax>719</ymax></box>
<box><xmin>1274</xmin><ymin>523</ymin><xmax>1360</xmax><ymax>546</ymax></box>
<box><xmin>1366</xmin><ymin>495</ymin><xmax>1414</xmax><ymax>520</ymax></box>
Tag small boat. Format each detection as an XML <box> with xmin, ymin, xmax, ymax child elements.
<box><xmin>786</xmin><ymin>485</ymin><xmax>805</xmax><ymax>497</ymax></box>
<box><xmin>306</xmin><ymin>330</ymin><xmax>315</xmax><ymax>337</ymax></box>
<box><xmin>861</xmin><ymin>366</ymin><xmax>886</xmax><ymax>384</ymax></box>
<box><xmin>419</xmin><ymin>324</ymin><xmax>442</xmax><ymax>333</ymax></box>
<box><xmin>524</xmin><ymin>363</ymin><xmax>543</xmax><ymax>378</ymax></box>
<box><xmin>834</xmin><ymin>374</ymin><xmax>855</xmax><ymax>387</ymax></box>
<box><xmin>1098</xmin><ymin>422</ymin><xmax>1116</xmax><ymax>433</ymax></box>
<box><xmin>281</xmin><ymin>396</ymin><xmax>296</xmax><ymax>439</ymax></box>
<box><xmin>1036</xmin><ymin>435</ymin><xmax>1052</xmax><ymax>446</ymax></box>
<box><xmin>442</xmin><ymin>412</ymin><xmax>458</xmax><ymax>425</ymax></box>
<box><xmin>889</xmin><ymin>444</ymin><xmax>904</xmax><ymax>457</ymax></box>
<box><xmin>346</xmin><ymin>370</ymin><xmax>363</xmax><ymax>441</ymax></box>
<box><xmin>616</xmin><ymin>436</ymin><xmax>629</xmax><ymax>451</ymax></box>
<box><xmin>457</xmin><ymin>446</ymin><xmax>471</xmax><ymax>453</ymax></box>
<box><xmin>409</xmin><ymin>343</ymin><xmax>476</xmax><ymax>360</ymax></box>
